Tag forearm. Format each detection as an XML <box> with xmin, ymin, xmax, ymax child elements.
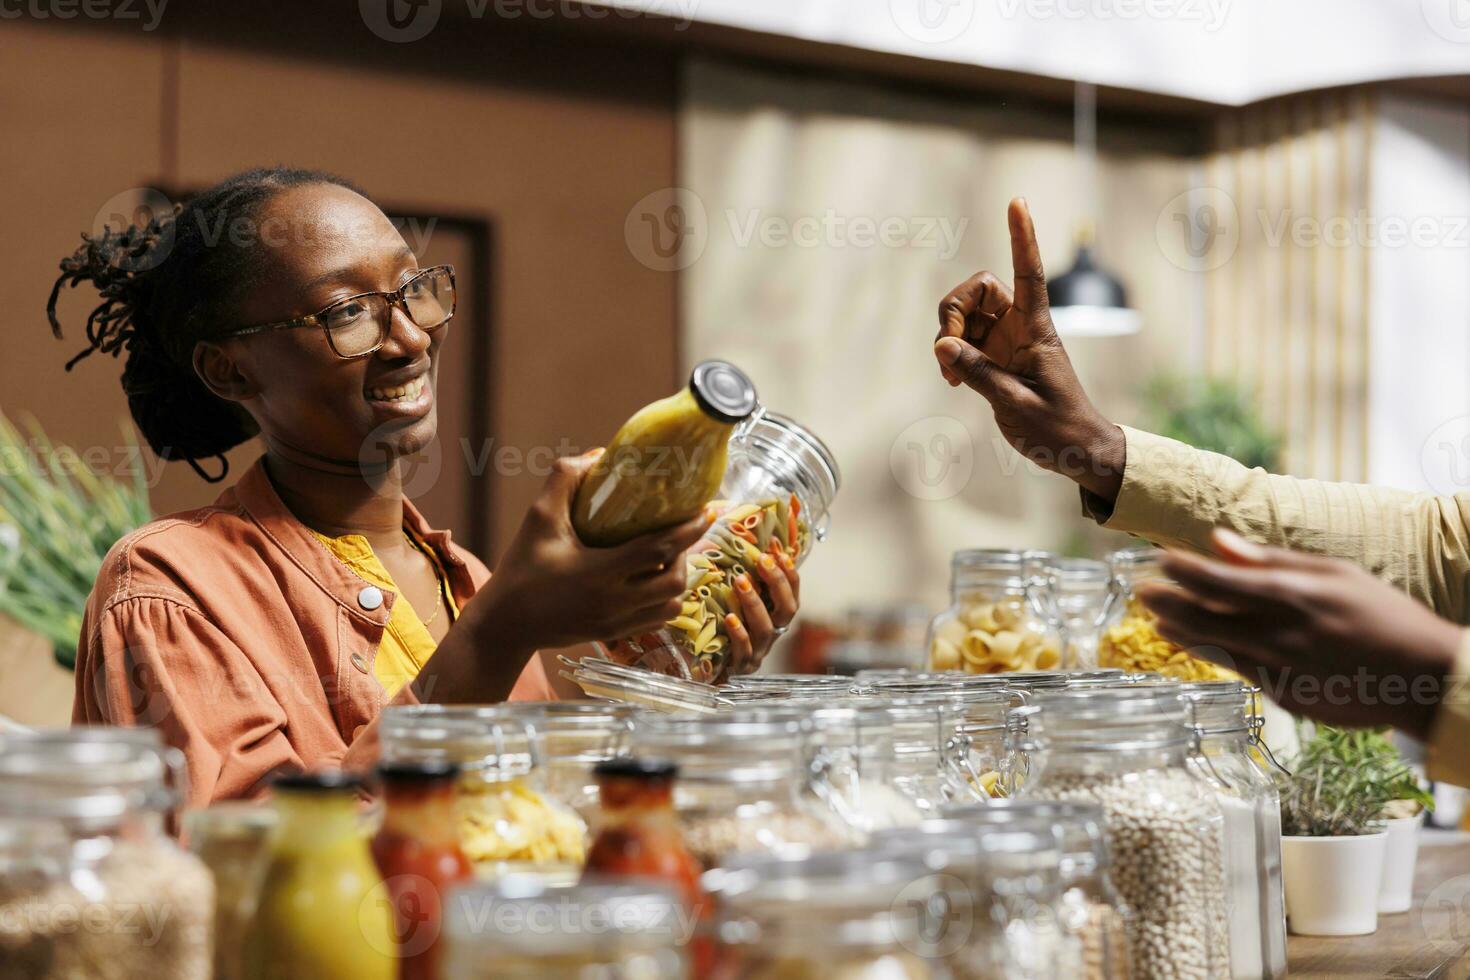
<box><xmin>410</xmin><ymin>588</ymin><xmax>539</xmax><ymax>704</ymax></box>
<box><xmin>1092</xmin><ymin>427</ymin><xmax>1470</xmax><ymax>621</ymax></box>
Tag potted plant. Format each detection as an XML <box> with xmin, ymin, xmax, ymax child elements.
<box><xmin>1278</xmin><ymin>725</ymin><xmax>1424</xmax><ymax>936</ymax></box>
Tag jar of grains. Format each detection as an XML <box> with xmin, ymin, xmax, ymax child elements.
<box><xmin>870</xmin><ymin>818</ymin><xmax>1067</xmax><ymax>980</ymax></box>
<box><xmin>0</xmin><ymin>729</ymin><xmax>213</xmax><ymax>980</ymax></box>
<box><xmin>441</xmin><ymin>880</ymin><xmax>689</xmax><ymax>979</ymax></box>
<box><xmin>629</xmin><ymin>709</ymin><xmax>860</xmax><ymax>868</ymax></box>
<box><xmin>506</xmin><ymin>700</ymin><xmax>637</xmax><ymax>822</ymax></box>
<box><xmin>184</xmin><ymin>802</ymin><xmax>277</xmax><ymax>980</ymax></box>
<box><xmin>1098</xmin><ymin>549</ymin><xmax>1238</xmax><ymax>682</ymax></box>
<box><xmin>378</xmin><ymin>705</ymin><xmax>587</xmax><ymax>881</ymax></box>
<box><xmin>944</xmin><ymin>799</ymin><xmax>1132</xmax><ymax>980</ymax></box>
<box><xmin>704</xmin><ymin>849</ymin><xmax>953</xmax><ymax>979</ymax></box>
<box><xmin>1018</xmin><ymin>687</ymin><xmax>1230</xmax><ymax>980</ymax></box>
<box><xmin>1181</xmin><ymin>681</ymin><xmax>1287</xmax><ymax>980</ymax></box>
<box><xmin>927</xmin><ymin>550</ymin><xmax>1063</xmax><ymax>674</ymax></box>
<box><xmin>605</xmin><ymin>410</ymin><xmax>841</xmax><ymax>683</ymax></box>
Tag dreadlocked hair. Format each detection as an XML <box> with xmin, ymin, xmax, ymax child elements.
<box><xmin>48</xmin><ymin>167</ymin><xmax>364</xmax><ymax>483</ymax></box>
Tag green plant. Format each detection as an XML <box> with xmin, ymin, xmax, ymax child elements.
<box><xmin>1279</xmin><ymin>724</ymin><xmax>1433</xmax><ymax>837</ymax></box>
<box><xmin>1143</xmin><ymin>375</ymin><xmax>1283</xmax><ymax>470</ymax></box>
<box><xmin>0</xmin><ymin>415</ymin><xmax>152</xmax><ymax>669</ymax></box>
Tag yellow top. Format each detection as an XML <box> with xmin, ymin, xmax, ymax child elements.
<box><xmin>1086</xmin><ymin>425</ymin><xmax>1470</xmax><ymax>787</ymax></box>
<box><xmin>310</xmin><ymin>527</ymin><xmax>459</xmax><ymax>699</ymax></box>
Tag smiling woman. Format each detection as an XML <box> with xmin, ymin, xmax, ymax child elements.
<box><xmin>47</xmin><ymin>167</ymin><xmax>729</xmax><ymax>806</ymax></box>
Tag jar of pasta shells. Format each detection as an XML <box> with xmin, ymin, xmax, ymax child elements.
<box><xmin>1098</xmin><ymin>549</ymin><xmax>1239</xmax><ymax>682</ymax></box>
<box><xmin>928</xmin><ymin>550</ymin><xmax>1062</xmax><ymax>675</ymax></box>
<box><xmin>378</xmin><ymin>705</ymin><xmax>588</xmax><ymax>882</ymax></box>
<box><xmin>606</xmin><ymin>411</ymin><xmax>841</xmax><ymax>684</ymax></box>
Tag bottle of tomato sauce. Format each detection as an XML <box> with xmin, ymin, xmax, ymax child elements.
<box><xmin>370</xmin><ymin>760</ymin><xmax>474</xmax><ymax>980</ymax></box>
<box><xmin>583</xmin><ymin>758</ymin><xmax>710</xmax><ymax>972</ymax></box>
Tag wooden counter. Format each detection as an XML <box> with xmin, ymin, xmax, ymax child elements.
<box><xmin>1287</xmin><ymin>831</ymin><xmax>1470</xmax><ymax>978</ymax></box>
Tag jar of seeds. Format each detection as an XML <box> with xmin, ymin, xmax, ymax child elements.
<box><xmin>1018</xmin><ymin>687</ymin><xmax>1229</xmax><ymax>980</ymax></box>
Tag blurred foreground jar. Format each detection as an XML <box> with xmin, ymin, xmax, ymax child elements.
<box><xmin>945</xmin><ymin>799</ymin><xmax>1131</xmax><ymax>980</ymax></box>
<box><xmin>607</xmin><ymin>409</ymin><xmax>841</xmax><ymax>683</ymax></box>
<box><xmin>878</xmin><ymin>700</ymin><xmax>982</xmax><ymax>815</ymax></box>
<box><xmin>442</xmin><ymin>880</ymin><xmax>690</xmax><ymax>979</ymax></box>
<box><xmin>0</xmin><ymin>730</ymin><xmax>212</xmax><ymax>980</ymax></box>
<box><xmin>1019</xmin><ymin>688</ymin><xmax>1230</xmax><ymax>980</ymax></box>
<box><xmin>927</xmin><ymin>550</ymin><xmax>1062</xmax><ymax>674</ymax></box>
<box><xmin>509</xmin><ymin>700</ymin><xmax>636</xmax><ymax>820</ymax></box>
<box><xmin>1182</xmin><ymin>681</ymin><xmax>1287</xmax><ymax>980</ymax></box>
<box><xmin>244</xmin><ymin>771</ymin><xmax>394</xmax><ymax>980</ymax></box>
<box><xmin>630</xmin><ymin>710</ymin><xmax>860</xmax><ymax>867</ymax></box>
<box><xmin>184</xmin><ymin>802</ymin><xmax>276</xmax><ymax>980</ymax></box>
<box><xmin>704</xmin><ymin>850</ymin><xmax>952</xmax><ymax>979</ymax></box>
<box><xmin>379</xmin><ymin>705</ymin><xmax>586</xmax><ymax>880</ymax></box>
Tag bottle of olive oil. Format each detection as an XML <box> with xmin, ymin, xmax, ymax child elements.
<box><xmin>573</xmin><ymin>361</ymin><xmax>757</xmax><ymax>547</ymax></box>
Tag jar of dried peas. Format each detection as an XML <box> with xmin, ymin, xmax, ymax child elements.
<box><xmin>927</xmin><ymin>550</ymin><xmax>1063</xmax><ymax>675</ymax></box>
<box><xmin>1098</xmin><ymin>548</ymin><xmax>1239</xmax><ymax>682</ymax></box>
<box><xmin>606</xmin><ymin>410</ymin><xmax>841</xmax><ymax>683</ymax></box>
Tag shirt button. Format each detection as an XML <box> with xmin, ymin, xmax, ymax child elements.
<box><xmin>350</xmin><ymin>653</ymin><xmax>369</xmax><ymax>674</ymax></box>
<box><xmin>357</xmin><ymin>586</ymin><xmax>384</xmax><ymax>611</ymax></box>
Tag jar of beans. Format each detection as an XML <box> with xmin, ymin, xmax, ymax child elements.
<box><xmin>1017</xmin><ymin>687</ymin><xmax>1230</xmax><ymax>980</ymax></box>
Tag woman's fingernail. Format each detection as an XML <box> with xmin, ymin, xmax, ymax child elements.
<box><xmin>725</xmin><ymin>613</ymin><xmax>741</xmax><ymax>630</ymax></box>
<box><xmin>779</xmin><ymin>554</ymin><xmax>794</xmax><ymax>571</ymax></box>
<box><xmin>934</xmin><ymin>337</ymin><xmax>963</xmax><ymax>366</ymax></box>
<box><xmin>736</xmin><ymin>575</ymin><xmax>753</xmax><ymax>593</ymax></box>
<box><xmin>760</xmin><ymin>555</ymin><xmax>776</xmax><ymax>571</ymax></box>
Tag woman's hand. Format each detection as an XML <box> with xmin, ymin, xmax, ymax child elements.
<box><xmin>934</xmin><ymin>198</ymin><xmax>1125</xmax><ymax>505</ymax></box>
<box><xmin>1137</xmin><ymin>529</ymin><xmax>1463</xmax><ymax>742</ymax></box>
<box><xmin>720</xmin><ymin>550</ymin><xmax>801</xmax><ymax>677</ymax></box>
<box><xmin>479</xmin><ymin>451</ymin><xmax>714</xmax><ymax>653</ymax></box>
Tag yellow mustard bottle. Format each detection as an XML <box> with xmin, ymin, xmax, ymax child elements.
<box><xmin>242</xmin><ymin>771</ymin><xmax>397</xmax><ymax>980</ymax></box>
<box><xmin>573</xmin><ymin>360</ymin><xmax>758</xmax><ymax>546</ymax></box>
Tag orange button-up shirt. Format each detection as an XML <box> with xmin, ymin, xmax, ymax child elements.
<box><xmin>72</xmin><ymin>457</ymin><xmax>554</xmax><ymax>808</ymax></box>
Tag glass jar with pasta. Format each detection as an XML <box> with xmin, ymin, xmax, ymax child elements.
<box><xmin>378</xmin><ymin>706</ymin><xmax>588</xmax><ymax>883</ymax></box>
<box><xmin>927</xmin><ymin>550</ymin><xmax>1063</xmax><ymax>675</ymax></box>
<box><xmin>605</xmin><ymin>411</ymin><xmax>841</xmax><ymax>683</ymax></box>
<box><xmin>504</xmin><ymin>701</ymin><xmax>637</xmax><ymax>822</ymax></box>
<box><xmin>1098</xmin><ymin>548</ymin><xmax>1241</xmax><ymax>682</ymax></box>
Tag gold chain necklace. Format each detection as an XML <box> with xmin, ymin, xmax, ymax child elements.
<box><xmin>405</xmin><ymin>530</ymin><xmax>447</xmax><ymax>628</ymax></box>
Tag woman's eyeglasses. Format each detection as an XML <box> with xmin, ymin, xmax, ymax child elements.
<box><xmin>222</xmin><ymin>265</ymin><xmax>457</xmax><ymax>359</ymax></box>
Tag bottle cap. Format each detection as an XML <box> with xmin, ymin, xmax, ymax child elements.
<box><xmin>270</xmin><ymin>768</ymin><xmax>364</xmax><ymax>793</ymax></box>
<box><xmin>594</xmin><ymin>757</ymin><xmax>679</xmax><ymax>780</ymax></box>
<box><xmin>689</xmin><ymin>360</ymin><xmax>758</xmax><ymax>424</ymax></box>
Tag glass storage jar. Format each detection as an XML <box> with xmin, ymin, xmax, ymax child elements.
<box><xmin>630</xmin><ymin>709</ymin><xmax>859</xmax><ymax>867</ymax></box>
<box><xmin>871</xmin><ymin>818</ymin><xmax>1067</xmax><ymax>980</ymax></box>
<box><xmin>442</xmin><ymin>880</ymin><xmax>689</xmax><ymax>979</ymax></box>
<box><xmin>878</xmin><ymin>700</ymin><xmax>983</xmax><ymax>815</ymax></box>
<box><xmin>0</xmin><ymin>729</ymin><xmax>213</xmax><ymax>980</ymax></box>
<box><xmin>606</xmin><ymin>410</ymin><xmax>841</xmax><ymax>683</ymax></box>
<box><xmin>378</xmin><ymin>705</ymin><xmax>587</xmax><ymax>881</ymax></box>
<box><xmin>807</xmin><ymin>703</ymin><xmax>925</xmax><ymax>832</ymax></box>
<box><xmin>506</xmin><ymin>700</ymin><xmax>636</xmax><ymax>821</ymax></box>
<box><xmin>927</xmin><ymin>550</ymin><xmax>1063</xmax><ymax>674</ymax></box>
<box><xmin>1018</xmin><ymin>688</ymin><xmax>1230</xmax><ymax>980</ymax></box>
<box><xmin>944</xmin><ymin>799</ymin><xmax>1131</xmax><ymax>980</ymax></box>
<box><xmin>1098</xmin><ymin>548</ymin><xmax>1239</xmax><ymax>682</ymax></box>
<box><xmin>704</xmin><ymin>850</ymin><xmax>952</xmax><ymax>979</ymax></box>
<box><xmin>1181</xmin><ymin>681</ymin><xmax>1287</xmax><ymax>980</ymax></box>
<box><xmin>184</xmin><ymin>802</ymin><xmax>277</xmax><ymax>980</ymax></box>
<box><xmin>1027</xmin><ymin>557</ymin><xmax>1114</xmax><ymax>670</ymax></box>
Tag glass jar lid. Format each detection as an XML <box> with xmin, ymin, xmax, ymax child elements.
<box><xmin>379</xmin><ymin>705</ymin><xmax>538</xmax><ymax>776</ymax></box>
<box><xmin>0</xmin><ymin>730</ymin><xmax>183</xmax><ymax>826</ymax></box>
<box><xmin>561</xmin><ymin>657</ymin><xmax>727</xmax><ymax>714</ymax></box>
<box><xmin>1001</xmin><ymin>671</ymin><xmax>1071</xmax><ymax>694</ymax></box>
<box><xmin>951</xmin><ymin>548</ymin><xmax>1049</xmax><ymax>591</ymax></box>
<box><xmin>505</xmin><ymin>700</ymin><xmax>637</xmax><ymax>764</ymax></box>
<box><xmin>724</xmin><ymin>674</ymin><xmax>854</xmax><ymax>694</ymax></box>
<box><xmin>631</xmin><ymin>709</ymin><xmax>811</xmax><ymax>783</ymax></box>
<box><xmin>1062</xmin><ymin>668</ymin><xmax>1127</xmax><ymax>686</ymax></box>
<box><xmin>1024</xmin><ymin>688</ymin><xmax>1190</xmax><ymax>750</ymax></box>
<box><xmin>728</xmin><ymin>411</ymin><xmax>841</xmax><ymax>531</ymax></box>
<box><xmin>445</xmin><ymin>879</ymin><xmax>687</xmax><ymax>958</ymax></box>
<box><xmin>1106</xmin><ymin>545</ymin><xmax>1165</xmax><ymax>580</ymax></box>
<box><xmin>1179</xmin><ymin>679</ymin><xmax>1254</xmax><ymax>735</ymax></box>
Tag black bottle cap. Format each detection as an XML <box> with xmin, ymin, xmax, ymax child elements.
<box><xmin>689</xmin><ymin>361</ymin><xmax>758</xmax><ymax>424</ymax></box>
<box><xmin>270</xmin><ymin>768</ymin><xmax>365</xmax><ymax>793</ymax></box>
<box><xmin>377</xmin><ymin>759</ymin><xmax>461</xmax><ymax>783</ymax></box>
<box><xmin>594</xmin><ymin>757</ymin><xmax>679</xmax><ymax>780</ymax></box>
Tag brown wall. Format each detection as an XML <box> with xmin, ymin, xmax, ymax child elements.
<box><xmin>1</xmin><ymin>5</ymin><xmax>680</xmax><ymax>563</ymax></box>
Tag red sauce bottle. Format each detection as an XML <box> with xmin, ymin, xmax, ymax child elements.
<box><xmin>370</xmin><ymin>760</ymin><xmax>473</xmax><ymax>980</ymax></box>
<box><xmin>583</xmin><ymin>758</ymin><xmax>710</xmax><ymax>971</ymax></box>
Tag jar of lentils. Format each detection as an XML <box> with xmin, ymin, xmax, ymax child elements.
<box><xmin>1018</xmin><ymin>687</ymin><xmax>1229</xmax><ymax>979</ymax></box>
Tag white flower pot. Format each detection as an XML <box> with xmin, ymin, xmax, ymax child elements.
<box><xmin>1377</xmin><ymin>812</ymin><xmax>1425</xmax><ymax>914</ymax></box>
<box><xmin>1281</xmin><ymin>832</ymin><xmax>1387</xmax><ymax>936</ymax></box>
